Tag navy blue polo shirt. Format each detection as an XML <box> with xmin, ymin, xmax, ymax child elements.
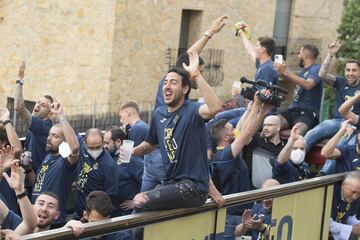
<box><xmin>333</xmin><ymin>76</ymin><xmax>360</xmax><ymax>118</ymax></box>
<box><xmin>114</xmin><ymin>154</ymin><xmax>143</xmax><ymax>216</ymax></box>
<box><xmin>210</xmin><ymin>145</ymin><xmax>251</xmax><ymax>215</ymax></box>
<box><xmin>146</xmin><ymin>100</ymin><xmax>209</xmax><ymax>193</ymax></box>
<box><xmin>335</xmin><ymin>145</ymin><xmax>360</xmax><ymax>173</ymax></box>
<box><xmin>331</xmin><ymin>183</ymin><xmax>359</xmax><ymax>223</ymax></box>
<box><xmin>255</xmin><ymin>59</ymin><xmax>279</xmax><ymax>85</ymax></box>
<box><xmin>25</xmin><ymin>116</ymin><xmax>52</xmax><ymax>172</ymax></box>
<box><xmin>75</xmin><ymin>139</ymin><xmax>118</xmax><ymax>218</ymax></box>
<box><xmin>128</xmin><ymin>120</ymin><xmax>149</xmax><ymax>147</ymax></box>
<box><xmin>32</xmin><ymin>154</ymin><xmax>77</xmax><ymax>224</ymax></box>
<box><xmin>289</xmin><ymin>64</ymin><xmax>322</xmax><ymax>117</ymax></box>
<box><xmin>273</xmin><ymin>160</ymin><xmax>310</xmax><ymax>184</ymax></box>
<box><xmin>1</xmin><ymin>210</ymin><xmax>22</xmax><ymax>230</ymax></box>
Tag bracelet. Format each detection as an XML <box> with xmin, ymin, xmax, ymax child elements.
<box><xmin>16</xmin><ymin>79</ymin><xmax>24</xmax><ymax>85</ymax></box>
<box><xmin>2</xmin><ymin>119</ymin><xmax>12</xmax><ymax>126</ymax></box>
<box><xmin>204</xmin><ymin>31</ymin><xmax>212</xmax><ymax>39</ymax></box>
<box><xmin>16</xmin><ymin>189</ymin><xmax>28</xmax><ymax>199</ymax></box>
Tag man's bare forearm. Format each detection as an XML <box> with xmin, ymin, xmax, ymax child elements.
<box><xmin>319</xmin><ymin>53</ymin><xmax>336</xmax><ymax>85</ymax></box>
<box><xmin>14</xmin><ymin>84</ymin><xmax>31</xmax><ymax>127</ymax></box>
<box><xmin>133</xmin><ymin>141</ymin><xmax>157</xmax><ymax>156</ymax></box>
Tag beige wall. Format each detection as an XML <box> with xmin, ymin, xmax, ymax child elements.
<box><xmin>0</xmin><ymin>0</ymin><xmax>117</xmax><ymax>111</ymax></box>
<box><xmin>0</xmin><ymin>0</ymin><xmax>344</xmax><ymax>113</ymax></box>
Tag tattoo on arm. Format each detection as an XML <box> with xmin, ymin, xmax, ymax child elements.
<box><xmin>15</xmin><ymin>84</ymin><xmax>32</xmax><ymax>127</ymax></box>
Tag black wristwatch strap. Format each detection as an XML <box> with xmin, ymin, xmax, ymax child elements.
<box><xmin>16</xmin><ymin>189</ymin><xmax>28</xmax><ymax>199</ymax></box>
<box><xmin>2</xmin><ymin>119</ymin><xmax>12</xmax><ymax>126</ymax></box>
<box><xmin>16</xmin><ymin>79</ymin><xmax>24</xmax><ymax>85</ymax></box>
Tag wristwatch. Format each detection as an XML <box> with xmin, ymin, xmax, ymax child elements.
<box><xmin>16</xmin><ymin>189</ymin><xmax>28</xmax><ymax>199</ymax></box>
<box><xmin>2</xmin><ymin>119</ymin><xmax>12</xmax><ymax>126</ymax></box>
<box><xmin>16</xmin><ymin>79</ymin><xmax>24</xmax><ymax>85</ymax></box>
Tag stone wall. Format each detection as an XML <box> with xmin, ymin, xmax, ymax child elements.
<box><xmin>0</xmin><ymin>0</ymin><xmax>345</xmax><ymax>113</ymax></box>
<box><xmin>0</xmin><ymin>0</ymin><xmax>117</xmax><ymax>112</ymax></box>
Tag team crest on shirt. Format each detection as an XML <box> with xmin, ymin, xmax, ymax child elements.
<box><xmin>76</xmin><ymin>162</ymin><xmax>93</xmax><ymax>191</ymax></box>
<box><xmin>33</xmin><ymin>165</ymin><xmax>49</xmax><ymax>192</ymax></box>
<box><xmin>164</xmin><ymin>128</ymin><xmax>178</xmax><ymax>163</ymax></box>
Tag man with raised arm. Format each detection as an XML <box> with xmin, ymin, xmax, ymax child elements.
<box><xmin>305</xmin><ymin>41</ymin><xmax>360</xmax><ymax>152</ymax></box>
<box><xmin>236</xmin><ymin>24</ymin><xmax>278</xmax><ymax>85</ymax></box>
<box><xmin>0</xmin><ymin>107</ymin><xmax>24</xmax><ymax>215</ymax></box>
<box><xmin>0</xmin><ymin>160</ymin><xmax>37</xmax><ymax>235</ymax></box>
<box><xmin>14</xmin><ymin>62</ymin><xmax>54</xmax><ymax>173</ymax></box>
<box><xmin>31</xmin><ymin>101</ymin><xmax>80</xmax><ymax>227</ymax></box>
<box><xmin>273</xmin><ymin>124</ymin><xmax>310</xmax><ymax>184</ymax></box>
<box><xmin>127</xmin><ymin>50</ymin><xmax>222</xmax><ymax>211</ymax></box>
<box><xmin>321</xmin><ymin>119</ymin><xmax>360</xmax><ymax>174</ymax></box>
<box><xmin>210</xmin><ymin>93</ymin><xmax>273</xmax><ymax>240</ymax></box>
<box><xmin>275</xmin><ymin>44</ymin><xmax>322</xmax><ymax>135</ymax></box>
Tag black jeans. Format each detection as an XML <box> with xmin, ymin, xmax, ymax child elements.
<box><xmin>136</xmin><ymin>178</ymin><xmax>208</xmax><ymax>212</ymax></box>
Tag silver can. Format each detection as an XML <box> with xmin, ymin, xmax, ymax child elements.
<box><xmin>21</xmin><ymin>151</ymin><xmax>32</xmax><ymax>166</ymax></box>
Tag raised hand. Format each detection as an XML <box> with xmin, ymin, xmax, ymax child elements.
<box><xmin>290</xmin><ymin>123</ymin><xmax>301</xmax><ymax>141</ymax></box>
<box><xmin>18</xmin><ymin>61</ymin><xmax>26</xmax><ymax>80</ymax></box>
<box><xmin>182</xmin><ymin>50</ymin><xmax>200</xmax><ymax>78</ymax></box>
<box><xmin>208</xmin><ymin>16</ymin><xmax>228</xmax><ymax>35</ymax></box>
<box><xmin>50</xmin><ymin>100</ymin><xmax>64</xmax><ymax>117</ymax></box>
<box><xmin>0</xmin><ymin>146</ymin><xmax>15</xmax><ymax>169</ymax></box>
<box><xmin>3</xmin><ymin>160</ymin><xmax>25</xmax><ymax>192</ymax></box>
<box><xmin>0</xmin><ymin>107</ymin><xmax>10</xmax><ymax>122</ymax></box>
<box><xmin>328</xmin><ymin>40</ymin><xmax>341</xmax><ymax>56</ymax></box>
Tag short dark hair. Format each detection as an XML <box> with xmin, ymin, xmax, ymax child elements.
<box><xmin>105</xmin><ymin>126</ymin><xmax>126</xmax><ymax>142</ymax></box>
<box><xmin>85</xmin><ymin>128</ymin><xmax>104</xmax><ymax>143</ymax></box>
<box><xmin>39</xmin><ymin>191</ymin><xmax>60</xmax><ymax>210</ymax></box>
<box><xmin>258</xmin><ymin>37</ymin><xmax>276</xmax><ymax>56</ymax></box>
<box><xmin>120</xmin><ymin>100</ymin><xmax>139</xmax><ymax>113</ymax></box>
<box><xmin>167</xmin><ymin>67</ymin><xmax>191</xmax><ymax>97</ymax></box>
<box><xmin>210</xmin><ymin>119</ymin><xmax>228</xmax><ymax>145</ymax></box>
<box><xmin>85</xmin><ymin>191</ymin><xmax>113</xmax><ymax>217</ymax></box>
<box><xmin>175</xmin><ymin>52</ymin><xmax>205</xmax><ymax>68</ymax></box>
<box><xmin>345</xmin><ymin>59</ymin><xmax>360</xmax><ymax>69</ymax></box>
<box><xmin>302</xmin><ymin>44</ymin><xmax>319</xmax><ymax>60</ymax></box>
<box><xmin>43</xmin><ymin>95</ymin><xmax>54</xmax><ymax>103</ymax></box>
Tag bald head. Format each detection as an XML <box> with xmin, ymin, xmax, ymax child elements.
<box><xmin>85</xmin><ymin>128</ymin><xmax>103</xmax><ymax>149</ymax></box>
<box><xmin>262</xmin><ymin>115</ymin><xmax>281</xmax><ymax>139</ymax></box>
<box><xmin>262</xmin><ymin>179</ymin><xmax>280</xmax><ymax>189</ymax></box>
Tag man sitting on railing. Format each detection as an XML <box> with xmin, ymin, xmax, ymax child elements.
<box><xmin>329</xmin><ymin>171</ymin><xmax>360</xmax><ymax>240</ymax></box>
<box><xmin>273</xmin><ymin>124</ymin><xmax>310</xmax><ymax>184</ymax></box>
<box><xmin>209</xmin><ymin>94</ymin><xmax>272</xmax><ymax>240</ymax></box>
<box><xmin>126</xmin><ymin>50</ymin><xmax>222</xmax><ymax>212</ymax></box>
<box><xmin>275</xmin><ymin>44</ymin><xmax>322</xmax><ymax>136</ymax></box>
<box><xmin>235</xmin><ymin>179</ymin><xmax>280</xmax><ymax>240</ymax></box>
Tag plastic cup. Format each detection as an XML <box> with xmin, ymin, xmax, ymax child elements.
<box><xmin>232</xmin><ymin>81</ymin><xmax>241</xmax><ymax>89</ymax></box>
<box><xmin>122</xmin><ymin>140</ymin><xmax>134</xmax><ymax>163</ymax></box>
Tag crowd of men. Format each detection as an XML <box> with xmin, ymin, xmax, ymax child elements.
<box><xmin>1</xmin><ymin>15</ymin><xmax>360</xmax><ymax>240</ymax></box>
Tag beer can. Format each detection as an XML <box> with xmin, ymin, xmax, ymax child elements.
<box><xmin>21</xmin><ymin>151</ymin><xmax>32</xmax><ymax>166</ymax></box>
